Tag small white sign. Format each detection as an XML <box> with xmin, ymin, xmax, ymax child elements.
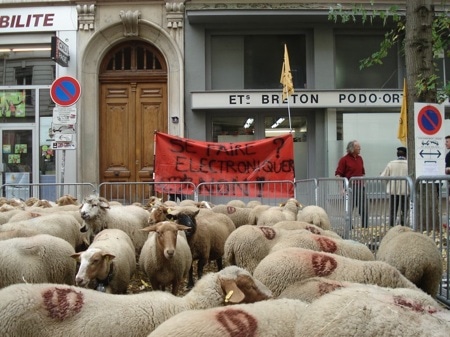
<box><xmin>52</xmin><ymin>106</ymin><xmax>77</xmax><ymax>124</ymax></box>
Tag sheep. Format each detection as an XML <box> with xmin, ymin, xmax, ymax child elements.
<box><xmin>0</xmin><ymin>234</ymin><xmax>77</xmax><ymax>288</ymax></box>
<box><xmin>0</xmin><ymin>228</ymin><xmax>40</xmax><ymax>240</ymax></box>
<box><xmin>79</xmin><ymin>195</ymin><xmax>150</xmax><ymax>253</ymax></box>
<box><xmin>139</xmin><ymin>221</ymin><xmax>193</xmax><ymax>295</ymax></box>
<box><xmin>56</xmin><ymin>194</ymin><xmax>80</xmax><ymax>206</ymax></box>
<box><xmin>247</xmin><ymin>204</ymin><xmax>271</xmax><ymax>225</ymax></box>
<box><xmin>0</xmin><ymin>265</ymin><xmax>272</xmax><ymax>337</ymax></box>
<box><xmin>273</xmin><ymin>220</ymin><xmax>342</xmax><ymax>239</ymax></box>
<box><xmin>168</xmin><ymin>208</ymin><xmax>236</xmax><ymax>287</ymax></box>
<box><xmin>278</xmin><ymin>277</ymin><xmax>444</xmax><ymax>305</ymax></box>
<box><xmin>226</xmin><ymin>199</ymin><xmax>247</xmax><ymax>208</ymax></box>
<box><xmin>256</xmin><ymin>198</ymin><xmax>301</xmax><ymax>226</ymax></box>
<box><xmin>148</xmin><ymin>298</ymin><xmax>308</xmax><ymax>337</ymax></box>
<box><xmin>71</xmin><ymin>228</ymin><xmax>136</xmax><ymax>294</ymax></box>
<box><xmin>246</xmin><ymin>199</ymin><xmax>262</xmax><ymax>208</ymax></box>
<box><xmin>211</xmin><ymin>204</ymin><xmax>252</xmax><ymax>228</ymax></box>
<box><xmin>0</xmin><ymin>208</ymin><xmax>24</xmax><ymax>224</ymax></box>
<box><xmin>253</xmin><ymin>247</ymin><xmax>419</xmax><ymax>297</ymax></box>
<box><xmin>296</xmin><ymin>205</ymin><xmax>332</xmax><ymax>230</ymax></box>
<box><xmin>294</xmin><ymin>284</ymin><xmax>450</xmax><ymax>337</ymax></box>
<box><xmin>0</xmin><ymin>212</ymin><xmax>87</xmax><ymax>250</ymax></box>
<box><xmin>278</xmin><ymin>277</ymin><xmax>349</xmax><ymax>302</ymax></box>
<box><xmin>224</xmin><ymin>225</ymin><xmax>373</xmax><ymax>274</ymax></box>
<box><xmin>376</xmin><ymin>225</ymin><xmax>443</xmax><ymax>297</ymax></box>
<box><xmin>269</xmin><ymin>231</ymin><xmax>374</xmax><ymax>261</ymax></box>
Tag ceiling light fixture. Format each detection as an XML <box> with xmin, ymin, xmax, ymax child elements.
<box><xmin>243</xmin><ymin>118</ymin><xmax>254</xmax><ymax>129</ymax></box>
<box><xmin>271</xmin><ymin>117</ymin><xmax>285</xmax><ymax>128</ymax></box>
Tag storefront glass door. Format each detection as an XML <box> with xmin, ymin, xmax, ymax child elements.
<box><xmin>1</xmin><ymin>129</ymin><xmax>32</xmax><ymax>199</ymax></box>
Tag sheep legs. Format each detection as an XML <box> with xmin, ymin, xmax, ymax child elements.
<box><xmin>187</xmin><ymin>258</ymin><xmax>206</xmax><ymax>289</ymax></box>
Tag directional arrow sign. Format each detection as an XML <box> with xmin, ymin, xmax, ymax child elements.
<box><xmin>419</xmin><ymin>149</ymin><xmax>442</xmax><ymax>158</ymax></box>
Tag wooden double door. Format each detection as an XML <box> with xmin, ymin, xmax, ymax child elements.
<box><xmin>100</xmin><ymin>82</ymin><xmax>167</xmax><ymax>186</ymax></box>
<box><xmin>98</xmin><ymin>42</ymin><xmax>168</xmax><ymax>202</ymax></box>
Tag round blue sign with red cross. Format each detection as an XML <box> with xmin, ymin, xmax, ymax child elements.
<box><xmin>50</xmin><ymin>76</ymin><xmax>81</xmax><ymax>107</ymax></box>
<box><xmin>417</xmin><ymin>105</ymin><xmax>442</xmax><ymax>135</ymax></box>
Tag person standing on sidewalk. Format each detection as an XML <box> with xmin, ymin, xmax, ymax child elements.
<box><xmin>381</xmin><ymin>146</ymin><xmax>409</xmax><ymax>226</ymax></box>
<box><xmin>335</xmin><ymin>140</ymin><xmax>368</xmax><ymax>228</ymax></box>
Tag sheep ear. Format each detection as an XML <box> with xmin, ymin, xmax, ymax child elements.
<box><xmin>220</xmin><ymin>279</ymin><xmax>245</xmax><ymax>304</ymax></box>
<box><xmin>176</xmin><ymin>224</ymin><xmax>190</xmax><ymax>231</ymax></box>
<box><xmin>71</xmin><ymin>253</ymin><xmax>81</xmax><ymax>262</ymax></box>
<box><xmin>142</xmin><ymin>225</ymin><xmax>158</xmax><ymax>232</ymax></box>
<box><xmin>102</xmin><ymin>253</ymin><xmax>116</xmax><ymax>261</ymax></box>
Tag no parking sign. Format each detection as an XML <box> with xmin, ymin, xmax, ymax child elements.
<box><xmin>414</xmin><ymin>103</ymin><xmax>445</xmax><ymax>176</ymax></box>
<box><xmin>50</xmin><ymin>76</ymin><xmax>81</xmax><ymax>107</ymax></box>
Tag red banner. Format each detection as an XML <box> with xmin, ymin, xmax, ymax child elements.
<box><xmin>154</xmin><ymin>132</ymin><xmax>295</xmax><ymax>197</ymax></box>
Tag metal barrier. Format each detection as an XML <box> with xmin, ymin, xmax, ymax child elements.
<box><xmin>0</xmin><ymin>182</ymin><xmax>96</xmax><ymax>203</ymax></box>
<box><xmin>197</xmin><ymin>180</ymin><xmax>296</xmax><ymax>206</ymax></box>
<box><xmin>97</xmin><ymin>181</ymin><xmax>197</xmax><ymax>205</ymax></box>
<box><xmin>414</xmin><ymin>176</ymin><xmax>450</xmax><ymax>308</ymax></box>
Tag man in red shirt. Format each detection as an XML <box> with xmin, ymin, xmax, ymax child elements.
<box><xmin>335</xmin><ymin>140</ymin><xmax>368</xmax><ymax>228</ymax></box>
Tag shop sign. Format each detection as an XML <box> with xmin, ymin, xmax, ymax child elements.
<box><xmin>51</xmin><ymin>36</ymin><xmax>69</xmax><ymax>67</ymax></box>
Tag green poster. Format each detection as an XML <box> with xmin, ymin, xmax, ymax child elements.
<box><xmin>0</xmin><ymin>92</ymin><xmax>26</xmax><ymax>118</ymax></box>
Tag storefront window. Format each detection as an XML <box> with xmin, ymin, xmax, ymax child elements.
<box><xmin>212</xmin><ymin>116</ymin><xmax>255</xmax><ymax>142</ymax></box>
<box><xmin>265</xmin><ymin>116</ymin><xmax>307</xmax><ymax>142</ymax></box>
<box><xmin>211</xmin><ymin>34</ymin><xmax>306</xmax><ymax>90</ymax></box>
<box><xmin>335</xmin><ymin>33</ymin><xmax>398</xmax><ymax>89</ymax></box>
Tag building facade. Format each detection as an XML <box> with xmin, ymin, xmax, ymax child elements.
<box><xmin>0</xmin><ymin>0</ymin><xmax>449</xmax><ymax>198</ymax></box>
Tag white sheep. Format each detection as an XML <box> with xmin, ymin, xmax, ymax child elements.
<box><xmin>224</xmin><ymin>225</ymin><xmax>373</xmax><ymax>274</ymax></box>
<box><xmin>211</xmin><ymin>204</ymin><xmax>252</xmax><ymax>228</ymax></box>
<box><xmin>253</xmin><ymin>247</ymin><xmax>418</xmax><ymax>297</ymax></box>
<box><xmin>0</xmin><ymin>212</ymin><xmax>86</xmax><ymax>250</ymax></box>
<box><xmin>294</xmin><ymin>284</ymin><xmax>450</xmax><ymax>337</ymax></box>
<box><xmin>256</xmin><ymin>198</ymin><xmax>301</xmax><ymax>226</ymax></box>
<box><xmin>79</xmin><ymin>195</ymin><xmax>150</xmax><ymax>253</ymax></box>
<box><xmin>139</xmin><ymin>221</ymin><xmax>193</xmax><ymax>295</ymax></box>
<box><xmin>0</xmin><ymin>208</ymin><xmax>24</xmax><ymax>225</ymax></box>
<box><xmin>0</xmin><ymin>234</ymin><xmax>77</xmax><ymax>288</ymax></box>
<box><xmin>376</xmin><ymin>225</ymin><xmax>443</xmax><ymax>297</ymax></box>
<box><xmin>0</xmin><ymin>266</ymin><xmax>272</xmax><ymax>337</ymax></box>
<box><xmin>247</xmin><ymin>204</ymin><xmax>271</xmax><ymax>225</ymax></box>
<box><xmin>71</xmin><ymin>228</ymin><xmax>136</xmax><ymax>294</ymax></box>
<box><xmin>269</xmin><ymin>231</ymin><xmax>374</xmax><ymax>261</ymax></box>
<box><xmin>273</xmin><ymin>220</ymin><xmax>342</xmax><ymax>239</ymax></box>
<box><xmin>148</xmin><ymin>298</ymin><xmax>308</xmax><ymax>337</ymax></box>
<box><xmin>296</xmin><ymin>205</ymin><xmax>332</xmax><ymax>230</ymax></box>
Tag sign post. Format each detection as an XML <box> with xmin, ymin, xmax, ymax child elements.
<box><xmin>50</xmin><ymin>76</ymin><xmax>81</xmax><ymax>107</ymax></box>
<box><xmin>414</xmin><ymin>103</ymin><xmax>445</xmax><ymax>176</ymax></box>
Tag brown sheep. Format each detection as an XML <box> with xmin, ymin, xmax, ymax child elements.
<box><xmin>139</xmin><ymin>221</ymin><xmax>192</xmax><ymax>295</ymax></box>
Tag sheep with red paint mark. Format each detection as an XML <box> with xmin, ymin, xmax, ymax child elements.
<box><xmin>253</xmin><ymin>247</ymin><xmax>418</xmax><ymax>297</ymax></box>
<box><xmin>294</xmin><ymin>284</ymin><xmax>450</xmax><ymax>336</ymax></box>
<box><xmin>273</xmin><ymin>220</ymin><xmax>342</xmax><ymax>239</ymax></box>
<box><xmin>211</xmin><ymin>204</ymin><xmax>253</xmax><ymax>228</ymax></box>
<box><xmin>0</xmin><ymin>266</ymin><xmax>272</xmax><ymax>337</ymax></box>
<box><xmin>376</xmin><ymin>225</ymin><xmax>443</xmax><ymax>297</ymax></box>
<box><xmin>224</xmin><ymin>225</ymin><xmax>373</xmax><ymax>274</ymax></box>
<box><xmin>147</xmin><ymin>298</ymin><xmax>308</xmax><ymax>337</ymax></box>
<box><xmin>139</xmin><ymin>221</ymin><xmax>193</xmax><ymax>295</ymax></box>
<box><xmin>71</xmin><ymin>228</ymin><xmax>136</xmax><ymax>294</ymax></box>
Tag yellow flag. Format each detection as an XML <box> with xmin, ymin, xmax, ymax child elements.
<box><xmin>280</xmin><ymin>44</ymin><xmax>294</xmax><ymax>101</ymax></box>
<box><xmin>397</xmin><ymin>78</ymin><xmax>407</xmax><ymax>145</ymax></box>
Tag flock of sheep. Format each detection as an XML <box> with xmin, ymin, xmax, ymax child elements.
<box><xmin>0</xmin><ymin>194</ymin><xmax>448</xmax><ymax>336</ymax></box>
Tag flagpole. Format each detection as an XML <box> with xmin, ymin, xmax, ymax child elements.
<box><xmin>280</xmin><ymin>44</ymin><xmax>294</xmax><ymax>133</ymax></box>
